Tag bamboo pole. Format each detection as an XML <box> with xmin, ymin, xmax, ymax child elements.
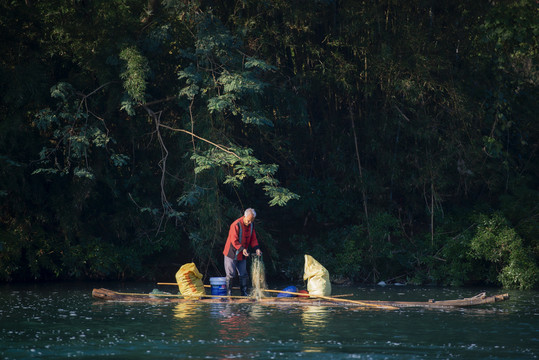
<box><xmin>262</xmin><ymin>289</ymin><xmax>399</xmax><ymax>310</ymax></box>
<box><xmin>114</xmin><ymin>290</ymin><xmax>250</xmax><ymax>299</ymax></box>
<box><xmin>157</xmin><ymin>282</ymin><xmax>239</xmax><ymax>290</ymax></box>
<box><xmin>144</xmin><ymin>284</ymin><xmax>398</xmax><ymax>309</ymax></box>
<box><xmin>326</xmin><ymin>293</ymin><xmax>354</xmax><ymax>298</ymax></box>
<box><xmin>156</xmin><ymin>282</ymin><xmax>353</xmax><ymax>298</ymax></box>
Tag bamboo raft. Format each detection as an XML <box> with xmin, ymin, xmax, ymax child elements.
<box><xmin>92</xmin><ymin>288</ymin><xmax>509</xmax><ymax>310</ymax></box>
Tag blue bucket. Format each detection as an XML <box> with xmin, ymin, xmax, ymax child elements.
<box><xmin>277</xmin><ymin>285</ymin><xmax>297</xmax><ymax>297</ymax></box>
<box><xmin>210</xmin><ymin>277</ymin><xmax>227</xmax><ymax>297</ymax></box>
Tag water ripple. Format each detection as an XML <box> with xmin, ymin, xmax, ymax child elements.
<box><xmin>0</xmin><ymin>283</ymin><xmax>536</xmax><ymax>359</ymax></box>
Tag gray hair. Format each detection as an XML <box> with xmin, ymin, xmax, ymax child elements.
<box><xmin>244</xmin><ymin>208</ymin><xmax>256</xmax><ymax>218</ymax></box>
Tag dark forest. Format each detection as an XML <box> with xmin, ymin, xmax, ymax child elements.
<box><xmin>0</xmin><ymin>0</ymin><xmax>537</xmax><ymax>289</ymax></box>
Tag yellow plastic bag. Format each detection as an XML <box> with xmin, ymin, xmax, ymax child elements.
<box><xmin>303</xmin><ymin>255</ymin><xmax>331</xmax><ymax>296</ymax></box>
<box><xmin>175</xmin><ymin>263</ymin><xmax>205</xmax><ymax>298</ymax></box>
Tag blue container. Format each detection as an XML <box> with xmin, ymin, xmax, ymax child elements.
<box><xmin>210</xmin><ymin>277</ymin><xmax>227</xmax><ymax>297</ymax></box>
<box><xmin>277</xmin><ymin>285</ymin><xmax>297</xmax><ymax>297</ymax></box>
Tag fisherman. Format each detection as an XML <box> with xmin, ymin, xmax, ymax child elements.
<box><xmin>223</xmin><ymin>208</ymin><xmax>262</xmax><ymax>297</ymax></box>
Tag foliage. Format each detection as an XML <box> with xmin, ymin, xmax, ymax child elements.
<box><xmin>31</xmin><ymin>82</ymin><xmax>128</xmax><ymax>179</ymax></box>
<box><xmin>119</xmin><ymin>46</ymin><xmax>150</xmax><ymax>103</ymax></box>
<box><xmin>470</xmin><ymin>213</ymin><xmax>538</xmax><ymax>290</ymax></box>
<box><xmin>173</xmin><ymin>8</ymin><xmax>299</xmax><ymax>208</ymax></box>
<box><xmin>0</xmin><ymin>0</ymin><xmax>536</xmax><ymax>287</ymax></box>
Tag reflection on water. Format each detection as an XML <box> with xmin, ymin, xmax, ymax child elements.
<box><xmin>171</xmin><ymin>302</ymin><xmax>206</xmax><ymax>341</ymax></box>
<box><xmin>301</xmin><ymin>306</ymin><xmax>330</xmax><ymax>353</ymax></box>
<box><xmin>301</xmin><ymin>305</ymin><xmax>330</xmax><ymax>330</ymax></box>
<box><xmin>171</xmin><ymin>302</ymin><xmax>259</xmax><ymax>359</ymax></box>
<box><xmin>209</xmin><ymin>303</ymin><xmax>256</xmax><ymax>360</ymax></box>
<box><xmin>249</xmin><ymin>304</ymin><xmax>266</xmax><ymax>319</ymax></box>
<box><xmin>214</xmin><ymin>304</ymin><xmax>252</xmax><ymax>340</ymax></box>
<box><xmin>0</xmin><ymin>283</ymin><xmax>536</xmax><ymax>359</ymax></box>
<box><xmin>172</xmin><ymin>302</ymin><xmax>199</xmax><ymax>320</ymax></box>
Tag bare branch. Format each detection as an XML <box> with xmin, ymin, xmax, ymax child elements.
<box><xmin>139</xmin><ymin>96</ymin><xmax>178</xmax><ymax>108</ymax></box>
<box><xmin>158</xmin><ymin>123</ymin><xmax>241</xmax><ymax>159</ymax></box>
<box><xmin>142</xmin><ymin>105</ymin><xmax>172</xmax><ymax>234</ymax></box>
<box><xmin>394</xmin><ymin>104</ymin><xmax>411</xmax><ymax>122</ymax></box>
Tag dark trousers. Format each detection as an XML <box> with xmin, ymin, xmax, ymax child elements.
<box><xmin>224</xmin><ymin>255</ymin><xmax>249</xmax><ymax>296</ymax></box>
<box><xmin>224</xmin><ymin>255</ymin><xmax>248</xmax><ymax>279</ymax></box>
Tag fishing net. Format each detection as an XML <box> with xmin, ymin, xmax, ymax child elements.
<box><xmin>250</xmin><ymin>255</ymin><xmax>267</xmax><ymax>299</ymax></box>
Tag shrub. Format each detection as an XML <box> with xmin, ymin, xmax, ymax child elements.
<box><xmin>470</xmin><ymin>212</ymin><xmax>538</xmax><ymax>289</ymax></box>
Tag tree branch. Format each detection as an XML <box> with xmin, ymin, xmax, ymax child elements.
<box><xmin>158</xmin><ymin>124</ymin><xmax>241</xmax><ymax>159</ymax></box>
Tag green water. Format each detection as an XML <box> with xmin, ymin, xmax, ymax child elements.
<box><xmin>0</xmin><ymin>282</ymin><xmax>536</xmax><ymax>359</ymax></box>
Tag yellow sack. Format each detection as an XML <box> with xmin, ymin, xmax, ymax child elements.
<box><xmin>175</xmin><ymin>263</ymin><xmax>205</xmax><ymax>298</ymax></box>
<box><xmin>303</xmin><ymin>255</ymin><xmax>331</xmax><ymax>296</ymax></box>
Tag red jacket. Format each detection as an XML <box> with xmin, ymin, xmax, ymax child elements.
<box><xmin>223</xmin><ymin>216</ymin><xmax>260</xmax><ymax>260</ymax></box>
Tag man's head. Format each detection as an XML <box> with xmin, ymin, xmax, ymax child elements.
<box><xmin>243</xmin><ymin>208</ymin><xmax>256</xmax><ymax>225</ymax></box>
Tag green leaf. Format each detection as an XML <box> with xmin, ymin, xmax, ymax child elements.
<box><xmin>73</xmin><ymin>167</ymin><xmax>94</xmax><ymax>179</ymax></box>
<box><xmin>264</xmin><ymin>186</ymin><xmax>301</xmax><ymax>207</ymax></box>
<box><xmin>207</xmin><ymin>94</ymin><xmax>236</xmax><ymax>113</ymax></box>
<box><xmin>244</xmin><ymin>57</ymin><xmax>277</xmax><ymax>71</ymax></box>
<box><xmin>218</xmin><ymin>71</ymin><xmax>266</xmax><ymax>95</ymax></box>
<box><xmin>110</xmin><ymin>153</ymin><xmax>130</xmax><ymax>167</ymax></box>
<box><xmin>31</xmin><ymin>168</ymin><xmax>59</xmax><ymax>176</ymax></box>
<box><xmin>241</xmin><ymin>111</ymin><xmax>274</xmax><ymax>127</ymax></box>
<box><xmin>90</xmin><ymin>128</ymin><xmax>110</xmax><ymax>147</ymax></box>
<box><xmin>177</xmin><ymin>186</ymin><xmax>205</xmax><ymax>206</ymax></box>
<box><xmin>119</xmin><ymin>46</ymin><xmax>150</xmax><ymax>102</ymax></box>
<box><xmin>33</xmin><ymin>109</ymin><xmax>58</xmax><ymax>131</ymax></box>
<box><xmin>120</xmin><ymin>97</ymin><xmax>136</xmax><ymax>116</ymax></box>
<box><xmin>50</xmin><ymin>82</ymin><xmax>74</xmax><ymax>102</ymax></box>
<box><xmin>179</xmin><ymin>84</ymin><xmax>200</xmax><ymax>100</ymax></box>
<box><xmin>141</xmin><ymin>207</ymin><xmax>160</xmax><ymax>215</ymax></box>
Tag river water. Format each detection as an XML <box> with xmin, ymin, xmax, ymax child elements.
<box><xmin>0</xmin><ymin>282</ymin><xmax>536</xmax><ymax>359</ymax></box>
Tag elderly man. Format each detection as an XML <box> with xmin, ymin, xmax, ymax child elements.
<box><xmin>222</xmin><ymin>208</ymin><xmax>262</xmax><ymax>296</ymax></box>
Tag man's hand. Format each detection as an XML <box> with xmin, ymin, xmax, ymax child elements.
<box><xmin>243</xmin><ymin>249</ymin><xmax>250</xmax><ymax>257</ymax></box>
